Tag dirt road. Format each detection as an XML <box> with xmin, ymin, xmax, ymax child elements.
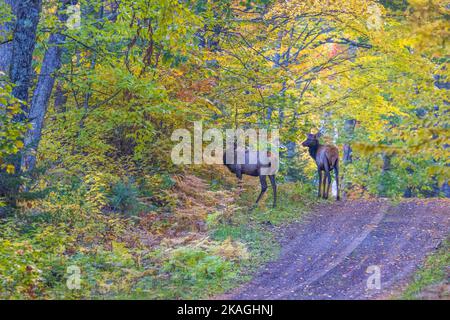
<box><xmin>223</xmin><ymin>199</ymin><xmax>449</xmax><ymax>299</ymax></box>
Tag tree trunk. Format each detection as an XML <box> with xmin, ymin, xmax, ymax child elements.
<box><xmin>21</xmin><ymin>0</ymin><xmax>74</xmax><ymax>173</ymax></box>
<box><xmin>54</xmin><ymin>80</ymin><xmax>68</xmax><ymax>113</ymax></box>
<box><xmin>10</xmin><ymin>0</ymin><xmax>42</xmax><ymax>119</ymax></box>
<box><xmin>378</xmin><ymin>153</ymin><xmax>392</xmax><ymax>196</ymax></box>
<box><xmin>382</xmin><ymin>153</ymin><xmax>391</xmax><ymax>171</ymax></box>
<box><xmin>266</xmin><ymin>30</ymin><xmax>284</xmax><ymax>122</ymax></box>
<box><xmin>343</xmin><ymin>119</ymin><xmax>356</xmax><ymax>164</ymax></box>
<box><xmin>0</xmin><ymin>0</ymin><xmax>41</xmax><ymax>207</ymax></box>
<box><xmin>0</xmin><ymin>1</ymin><xmax>18</xmax><ymax>214</ymax></box>
<box><xmin>0</xmin><ymin>0</ymin><xmax>18</xmax><ymax>75</ymax></box>
<box><xmin>434</xmin><ymin>72</ymin><xmax>449</xmax><ymax>197</ymax></box>
<box><xmin>77</xmin><ymin>0</ymin><xmax>104</xmax><ymax>131</ymax></box>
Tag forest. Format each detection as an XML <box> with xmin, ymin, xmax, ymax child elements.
<box><xmin>0</xmin><ymin>0</ymin><xmax>448</xmax><ymax>299</ymax></box>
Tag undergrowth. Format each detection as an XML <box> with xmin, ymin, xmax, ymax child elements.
<box><xmin>0</xmin><ymin>170</ymin><xmax>318</xmax><ymax>300</ymax></box>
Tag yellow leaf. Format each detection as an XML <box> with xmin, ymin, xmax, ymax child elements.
<box><xmin>6</xmin><ymin>164</ymin><xmax>15</xmax><ymax>174</ymax></box>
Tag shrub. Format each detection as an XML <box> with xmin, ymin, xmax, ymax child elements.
<box><xmin>108</xmin><ymin>180</ymin><xmax>141</xmax><ymax>215</ymax></box>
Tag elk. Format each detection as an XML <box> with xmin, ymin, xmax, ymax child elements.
<box><xmin>302</xmin><ymin>133</ymin><xmax>340</xmax><ymax>200</ymax></box>
<box><xmin>223</xmin><ymin>145</ymin><xmax>278</xmax><ymax>208</ymax></box>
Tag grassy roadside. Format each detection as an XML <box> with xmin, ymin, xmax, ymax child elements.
<box><xmin>208</xmin><ymin>181</ymin><xmax>318</xmax><ymax>293</ymax></box>
<box><xmin>401</xmin><ymin>239</ymin><xmax>449</xmax><ymax>300</ymax></box>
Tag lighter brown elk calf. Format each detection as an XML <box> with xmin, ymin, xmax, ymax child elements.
<box><xmin>302</xmin><ymin>133</ymin><xmax>340</xmax><ymax>200</ymax></box>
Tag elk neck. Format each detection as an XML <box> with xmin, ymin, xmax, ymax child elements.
<box><xmin>307</xmin><ymin>143</ymin><xmax>320</xmax><ymax>160</ymax></box>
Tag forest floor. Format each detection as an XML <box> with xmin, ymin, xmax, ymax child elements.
<box><xmin>218</xmin><ymin>198</ymin><xmax>449</xmax><ymax>300</ymax></box>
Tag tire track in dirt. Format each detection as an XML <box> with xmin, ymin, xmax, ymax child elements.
<box><xmin>220</xmin><ymin>199</ymin><xmax>449</xmax><ymax>300</ymax></box>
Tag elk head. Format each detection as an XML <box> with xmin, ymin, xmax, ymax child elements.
<box><xmin>301</xmin><ymin>133</ymin><xmax>321</xmax><ymax>147</ymax></box>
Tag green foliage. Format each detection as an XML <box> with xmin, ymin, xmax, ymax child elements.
<box><xmin>343</xmin><ymin>154</ymin><xmax>448</xmax><ymax>198</ymax></box>
<box><xmin>0</xmin><ymin>84</ymin><xmax>28</xmax><ymax>172</ymax></box>
<box><xmin>108</xmin><ymin>180</ymin><xmax>140</xmax><ymax>215</ymax></box>
<box><xmin>402</xmin><ymin>239</ymin><xmax>449</xmax><ymax>300</ymax></box>
<box><xmin>160</xmin><ymin>247</ymin><xmax>236</xmax><ymax>295</ymax></box>
<box><xmin>0</xmin><ymin>220</ymin><xmax>75</xmax><ymax>299</ymax></box>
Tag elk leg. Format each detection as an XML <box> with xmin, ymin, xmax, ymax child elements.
<box><xmin>335</xmin><ymin>161</ymin><xmax>340</xmax><ymax>201</ymax></box>
<box><xmin>255</xmin><ymin>175</ymin><xmax>268</xmax><ymax>204</ymax></box>
<box><xmin>326</xmin><ymin>170</ymin><xmax>332</xmax><ymax>199</ymax></box>
<box><xmin>269</xmin><ymin>175</ymin><xmax>277</xmax><ymax>208</ymax></box>
<box><xmin>323</xmin><ymin>162</ymin><xmax>331</xmax><ymax>199</ymax></box>
<box><xmin>317</xmin><ymin>169</ymin><xmax>323</xmax><ymax>198</ymax></box>
<box><xmin>322</xmin><ymin>170</ymin><xmax>327</xmax><ymax>199</ymax></box>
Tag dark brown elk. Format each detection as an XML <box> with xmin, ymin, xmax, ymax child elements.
<box><xmin>302</xmin><ymin>133</ymin><xmax>340</xmax><ymax>200</ymax></box>
<box><xmin>223</xmin><ymin>146</ymin><xmax>278</xmax><ymax>208</ymax></box>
